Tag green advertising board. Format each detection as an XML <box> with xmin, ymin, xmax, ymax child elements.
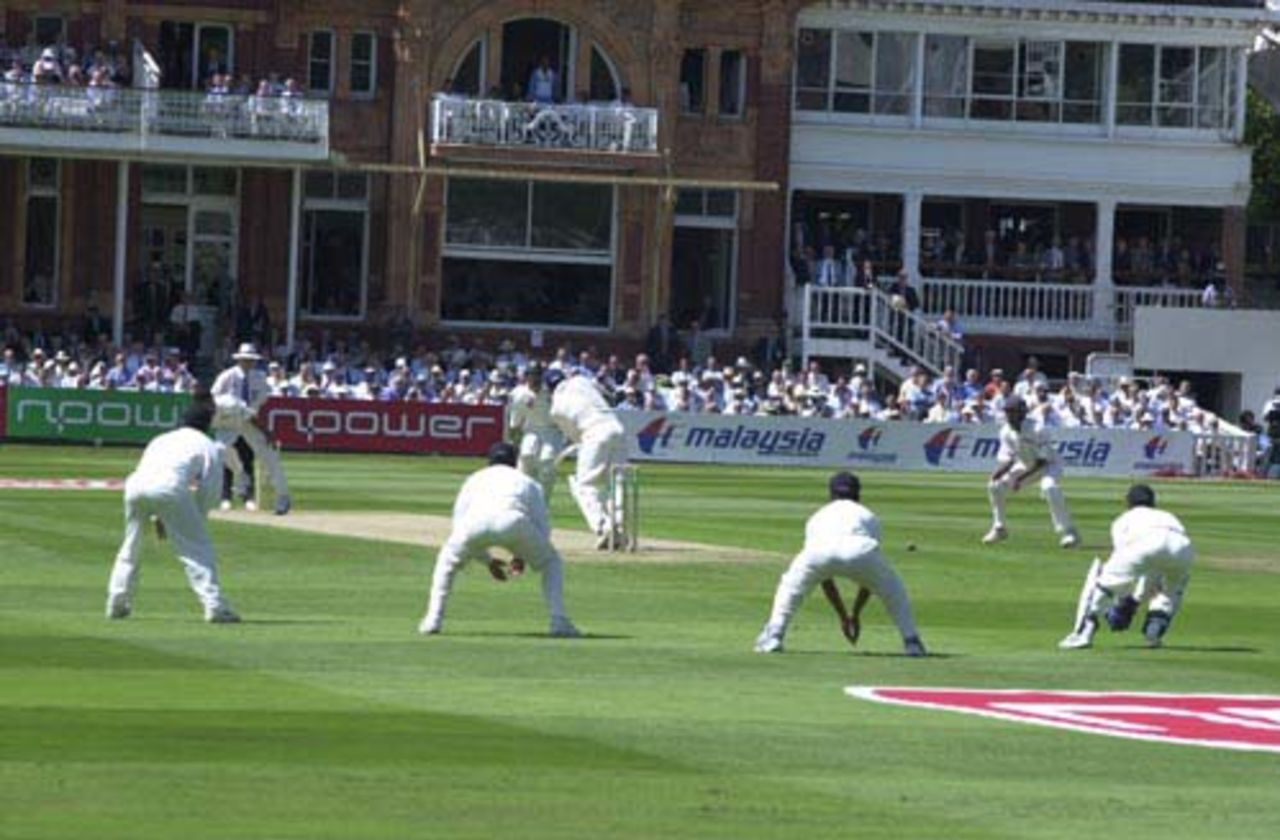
<box><xmin>5</xmin><ymin>387</ymin><xmax>191</xmax><ymax>445</ymax></box>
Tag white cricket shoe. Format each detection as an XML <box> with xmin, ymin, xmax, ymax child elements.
<box><xmin>903</xmin><ymin>637</ymin><xmax>928</xmax><ymax>657</ymax></box>
<box><xmin>205</xmin><ymin>606</ymin><xmax>241</xmax><ymax>624</ymax></box>
<box><xmin>753</xmin><ymin>628</ymin><xmax>784</xmax><ymax>653</ymax></box>
<box><xmin>218</xmin><ymin>500</ymin><xmax>232</xmax><ymax>512</ymax></box>
<box><xmin>1058</xmin><ymin>631</ymin><xmax>1093</xmax><ymax>650</ymax></box>
<box><xmin>105</xmin><ymin>596</ymin><xmax>131</xmax><ymax>619</ymax></box>
<box><xmin>1060</xmin><ymin>529</ymin><xmax>1081</xmax><ymax>549</ymax></box>
<box><xmin>595</xmin><ymin>530</ymin><xmax>612</xmax><ymax>551</ymax></box>
<box><xmin>244</xmin><ymin>499</ymin><xmax>258</xmax><ymax>512</ymax></box>
<box><xmin>550</xmin><ymin>617</ymin><xmax>582</xmax><ymax>638</ymax></box>
<box><xmin>982</xmin><ymin>526</ymin><xmax>1009</xmax><ymax>545</ymax></box>
<box><xmin>418</xmin><ymin>617</ymin><xmax>442</xmax><ymax>635</ymax></box>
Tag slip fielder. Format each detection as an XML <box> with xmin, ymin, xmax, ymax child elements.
<box><xmin>419</xmin><ymin>442</ymin><xmax>580</xmax><ymax>638</ymax></box>
<box><xmin>507</xmin><ymin>361</ymin><xmax>564</xmax><ymax>501</ymax></box>
<box><xmin>106</xmin><ymin>401</ymin><xmax>240</xmax><ymax>623</ymax></box>
<box><xmin>1060</xmin><ymin>484</ymin><xmax>1194</xmax><ymax>650</ymax></box>
<box><xmin>983</xmin><ymin>395</ymin><xmax>1079</xmax><ymax>548</ymax></box>
<box><xmin>755</xmin><ymin>471</ymin><xmax>927</xmax><ymax>657</ymax></box>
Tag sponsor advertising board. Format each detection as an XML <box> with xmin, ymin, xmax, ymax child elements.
<box><xmin>847</xmin><ymin>687</ymin><xmax>1280</xmax><ymax>754</ymax></box>
<box><xmin>621</xmin><ymin>412</ymin><xmax>1197</xmax><ymax>476</ymax></box>
<box><xmin>261</xmin><ymin>398</ymin><xmax>502</xmax><ymax>455</ymax></box>
<box><xmin>0</xmin><ymin>385</ymin><xmax>7</xmax><ymax>440</ymax></box>
<box><xmin>3</xmin><ymin>388</ymin><xmax>502</xmax><ymax>457</ymax></box>
<box><xmin>5</xmin><ymin>387</ymin><xmax>189</xmax><ymax>444</ymax></box>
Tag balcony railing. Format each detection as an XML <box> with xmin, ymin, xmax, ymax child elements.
<box><xmin>0</xmin><ymin>82</ymin><xmax>329</xmax><ymax>161</ymax></box>
<box><xmin>431</xmin><ymin>95</ymin><xmax>658</xmax><ymax>154</ymax></box>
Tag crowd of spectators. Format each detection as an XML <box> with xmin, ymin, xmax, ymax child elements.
<box><xmin>2</xmin><ymin>40</ymin><xmax>132</xmax><ymax>89</ymax></box>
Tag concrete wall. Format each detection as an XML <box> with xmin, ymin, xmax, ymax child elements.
<box><xmin>1133</xmin><ymin>307</ymin><xmax>1280</xmax><ymax>417</ymax></box>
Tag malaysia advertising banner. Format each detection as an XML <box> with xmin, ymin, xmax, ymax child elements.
<box><xmin>261</xmin><ymin>398</ymin><xmax>503</xmax><ymax>456</ymax></box>
<box><xmin>5</xmin><ymin>387</ymin><xmax>189</xmax><ymax>444</ymax></box>
<box><xmin>620</xmin><ymin>412</ymin><xmax>1196</xmax><ymax>476</ymax></box>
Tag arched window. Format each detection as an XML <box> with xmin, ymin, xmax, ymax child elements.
<box><xmin>589</xmin><ymin>45</ymin><xmax>621</xmax><ymax>102</ymax></box>
<box><xmin>451</xmin><ymin>39</ymin><xmax>484</xmax><ymax>96</ymax></box>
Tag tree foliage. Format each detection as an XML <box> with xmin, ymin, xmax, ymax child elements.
<box><xmin>1246</xmin><ymin>87</ymin><xmax>1280</xmax><ymax>220</ymax></box>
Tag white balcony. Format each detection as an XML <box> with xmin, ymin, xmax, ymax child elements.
<box><xmin>431</xmin><ymin>95</ymin><xmax>658</xmax><ymax>155</ymax></box>
<box><xmin>916</xmin><ymin>278</ymin><xmax>1206</xmax><ymax>339</ymax></box>
<box><xmin>0</xmin><ymin>82</ymin><xmax>329</xmax><ymax>163</ymax></box>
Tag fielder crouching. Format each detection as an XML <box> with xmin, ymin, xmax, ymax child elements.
<box><xmin>755</xmin><ymin>471</ymin><xmax>926</xmax><ymax>657</ymax></box>
<box><xmin>106</xmin><ymin>400</ymin><xmax>240</xmax><ymax>623</ymax></box>
<box><xmin>1060</xmin><ymin>484</ymin><xmax>1194</xmax><ymax>650</ymax></box>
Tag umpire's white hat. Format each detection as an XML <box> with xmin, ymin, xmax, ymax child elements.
<box><xmin>232</xmin><ymin>342</ymin><xmax>263</xmax><ymax>361</ymax></box>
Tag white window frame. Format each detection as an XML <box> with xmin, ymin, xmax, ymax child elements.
<box><xmin>192</xmin><ymin>22</ymin><xmax>235</xmax><ymax>88</ymax></box>
<box><xmin>794</xmin><ymin>29</ymin><xmax>917</xmax><ymax>123</ymax></box>
<box><xmin>350</xmin><ymin>30</ymin><xmax>377</xmax><ymax>98</ymax></box>
<box><xmin>139</xmin><ymin>165</ymin><xmax>240</xmax><ymax>296</ymax></box>
<box><xmin>308</xmin><ymin>29</ymin><xmax>336</xmax><ymax>95</ymax></box>
<box><xmin>1116</xmin><ymin>44</ymin><xmax>1234</xmax><ymax>137</ymax></box>
<box><xmin>300</xmin><ymin>173</ymin><xmax>369</xmax><ymax>322</ymax></box>
<box><xmin>440</xmin><ymin>179</ymin><xmax>617</xmax><ymax>332</ymax></box>
<box><xmin>23</xmin><ymin>158</ymin><xmax>60</xmax><ymax>309</ymax></box>
<box><xmin>673</xmin><ymin>189</ymin><xmax>739</xmax><ymax>333</ymax></box>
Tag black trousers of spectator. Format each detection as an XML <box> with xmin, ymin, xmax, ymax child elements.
<box><xmin>221</xmin><ymin>437</ymin><xmax>256</xmax><ymax>502</ymax></box>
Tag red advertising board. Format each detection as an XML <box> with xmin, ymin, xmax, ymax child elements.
<box><xmin>261</xmin><ymin>397</ymin><xmax>503</xmax><ymax>456</ymax></box>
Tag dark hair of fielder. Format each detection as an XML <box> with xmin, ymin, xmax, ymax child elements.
<box><xmin>182</xmin><ymin>401</ymin><xmax>216</xmax><ymax>433</ymax></box>
<box><xmin>487</xmin><ymin>441</ymin><xmax>518</xmax><ymax>468</ymax></box>
<box><xmin>828</xmin><ymin>470</ymin><xmax>861</xmax><ymax>501</ymax></box>
<box><xmin>1126</xmin><ymin>483</ymin><xmax>1156</xmax><ymax>509</ymax></box>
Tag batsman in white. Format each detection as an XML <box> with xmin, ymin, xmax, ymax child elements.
<box><xmin>755</xmin><ymin>471</ymin><xmax>927</xmax><ymax>657</ymax></box>
<box><xmin>506</xmin><ymin>361</ymin><xmax>563</xmax><ymax>501</ymax></box>
<box><xmin>983</xmin><ymin>395</ymin><xmax>1080</xmax><ymax>548</ymax></box>
<box><xmin>545</xmin><ymin>368</ymin><xmax>630</xmax><ymax>549</ymax></box>
<box><xmin>106</xmin><ymin>400</ymin><xmax>240</xmax><ymax>623</ymax></box>
<box><xmin>210</xmin><ymin>342</ymin><xmax>291</xmax><ymax>515</ymax></box>
<box><xmin>1059</xmin><ymin>484</ymin><xmax>1194</xmax><ymax>650</ymax></box>
<box><xmin>419</xmin><ymin>442</ymin><xmax>580</xmax><ymax>638</ymax></box>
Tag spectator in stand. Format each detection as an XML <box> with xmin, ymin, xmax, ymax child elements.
<box><xmin>32</xmin><ymin>48</ymin><xmax>63</xmax><ymax>84</ymax></box>
<box><xmin>527</xmin><ymin>56</ymin><xmax>558</xmax><ymax>105</ymax></box>
<box><xmin>934</xmin><ymin>309</ymin><xmax>963</xmax><ymax>343</ymax></box>
<box><xmin>813</xmin><ymin>245</ymin><xmax>845</xmax><ymax>287</ymax></box>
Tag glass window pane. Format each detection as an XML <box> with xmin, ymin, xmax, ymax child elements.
<box><xmin>972</xmin><ymin>41</ymin><xmax>1015</xmax><ymax>96</ymax></box>
<box><xmin>35</xmin><ymin>16</ymin><xmax>66</xmax><ymax>46</ymax></box>
<box><xmin>1159</xmin><ymin>47</ymin><xmax>1195</xmax><ymax>104</ymax></box>
<box><xmin>305</xmin><ymin>171</ymin><xmax>334</xmax><ymax>199</ymax></box>
<box><xmin>309</xmin><ymin>32</ymin><xmax>333</xmax><ymax>92</ymax></box>
<box><xmin>446</xmin><ymin>178</ymin><xmax>530</xmax><ymax>247</ymax></box>
<box><xmin>924</xmin><ymin>35</ymin><xmax>968</xmax><ymax>117</ymax></box>
<box><xmin>194</xmin><ymin>210</ymin><xmax>233</xmax><ymax>237</ymax></box>
<box><xmin>302</xmin><ymin>209</ymin><xmax>364</xmax><ymax>316</ymax></box>
<box><xmin>670</xmin><ymin>227</ymin><xmax>734</xmax><ymax>330</ymax></box>
<box><xmin>531</xmin><ymin>183</ymin><xmax>612</xmax><ymax>251</ymax></box>
<box><xmin>441</xmin><ymin>258</ymin><xmax>612</xmax><ymax>327</ymax></box>
<box><xmin>194</xmin><ymin>167</ymin><xmax>237</xmax><ymax>196</ymax></box>
<box><xmin>1020</xmin><ymin>41</ymin><xmax>1061</xmax><ymax>100</ymax></box>
<box><xmin>141</xmin><ymin>164</ymin><xmax>188</xmax><ymax>196</ymax></box>
<box><xmin>1062</xmin><ymin>42</ymin><xmax>1102</xmax><ymax>123</ymax></box>
<box><xmin>719</xmin><ymin>50</ymin><xmax>744</xmax><ymax>116</ymax></box>
<box><xmin>453</xmin><ymin>41</ymin><xmax>483</xmax><ymax>96</ymax></box>
<box><xmin>795</xmin><ymin>28</ymin><xmax>831</xmax><ymax>109</ymax></box>
<box><xmin>29</xmin><ymin>158</ymin><xmax>59</xmax><ymax>191</ymax></box>
<box><xmin>352</xmin><ymin>33</ymin><xmax>373</xmax><ymax>63</ymax></box>
<box><xmin>680</xmin><ymin>49</ymin><xmax>706</xmax><ymax>113</ymax></box>
<box><xmin>874</xmin><ymin>32</ymin><xmax>915</xmax><ymax>116</ymax></box>
<box><xmin>197</xmin><ymin>26</ymin><xmax>232</xmax><ymax>87</ymax></box>
<box><xmin>835</xmin><ymin>31</ymin><xmax>873</xmax><ymax>115</ymax></box>
<box><xmin>337</xmin><ymin>174</ymin><xmax>368</xmax><ymax>201</ymax></box>
<box><xmin>1117</xmin><ymin>44</ymin><xmax>1155</xmax><ymax>125</ymax></box>
<box><xmin>706</xmin><ymin>190</ymin><xmax>737</xmax><ymax>218</ymax></box>
<box><xmin>24</xmin><ymin>196</ymin><xmax>58</xmax><ymax>306</ymax></box>
<box><xmin>675</xmin><ymin>190</ymin><xmax>703</xmax><ymax>216</ymax></box>
<box><xmin>590</xmin><ymin>47</ymin><xmax>618</xmax><ymax>102</ymax></box>
<box><xmin>1197</xmin><ymin>47</ymin><xmax>1226</xmax><ymax>129</ymax></box>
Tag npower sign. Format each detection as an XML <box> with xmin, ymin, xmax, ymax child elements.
<box><xmin>263</xmin><ymin>398</ymin><xmax>502</xmax><ymax>455</ymax></box>
<box><xmin>6</xmin><ymin>387</ymin><xmax>188</xmax><ymax>444</ymax></box>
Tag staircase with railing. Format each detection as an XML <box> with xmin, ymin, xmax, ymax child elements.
<box><xmin>796</xmin><ymin>285</ymin><xmax>963</xmax><ymax>382</ymax></box>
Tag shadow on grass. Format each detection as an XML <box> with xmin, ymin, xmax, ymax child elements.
<box><xmin>447</xmin><ymin>631</ymin><xmax>634</xmax><ymax>641</ymax></box>
<box><xmin>238</xmin><ymin>619</ymin><xmax>345</xmax><ymax>626</ymax></box>
<box><xmin>782</xmin><ymin>650</ymin><xmax>962</xmax><ymax>659</ymax></box>
<box><xmin>1118</xmin><ymin>644</ymin><xmax>1261</xmax><ymax>654</ymax></box>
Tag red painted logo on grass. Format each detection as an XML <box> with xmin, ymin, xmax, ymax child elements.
<box><xmin>847</xmin><ymin>687</ymin><xmax>1280</xmax><ymax>753</ymax></box>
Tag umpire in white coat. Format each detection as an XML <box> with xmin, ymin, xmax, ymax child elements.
<box><xmin>106</xmin><ymin>401</ymin><xmax>240</xmax><ymax>623</ymax></box>
<box><xmin>546</xmin><ymin>369</ymin><xmax>629</xmax><ymax>549</ymax></box>
<box><xmin>211</xmin><ymin>342</ymin><xmax>291</xmax><ymax>514</ymax></box>
<box><xmin>755</xmin><ymin>471</ymin><xmax>926</xmax><ymax>656</ymax></box>
<box><xmin>419</xmin><ymin>442</ymin><xmax>580</xmax><ymax>638</ymax></box>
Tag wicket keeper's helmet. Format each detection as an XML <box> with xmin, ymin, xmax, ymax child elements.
<box><xmin>1126</xmin><ymin>483</ymin><xmax>1156</xmax><ymax>509</ymax></box>
<box><xmin>543</xmin><ymin>368</ymin><xmax>566</xmax><ymax>392</ymax></box>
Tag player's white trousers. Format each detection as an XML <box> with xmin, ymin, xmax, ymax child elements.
<box><xmin>217</xmin><ymin>424</ymin><xmax>289</xmax><ymax>497</ymax></box>
<box><xmin>569</xmin><ymin>424</ymin><xmax>628</xmax><ymax>534</ymax></box>
<box><xmin>1088</xmin><ymin>529</ymin><xmax>1194</xmax><ymax>617</ymax></box>
<box><xmin>989</xmin><ymin>468</ymin><xmax>1073</xmax><ymax>534</ymax></box>
<box><xmin>518</xmin><ymin>430</ymin><xmax>560</xmax><ymax>501</ymax></box>
<box><xmin>765</xmin><ymin>537</ymin><xmax>919</xmax><ymax>642</ymax></box>
<box><xmin>108</xmin><ymin>478</ymin><xmax>228</xmax><ymax>612</ymax></box>
<box><xmin>423</xmin><ymin>510</ymin><xmax>569</xmax><ymax>628</ymax></box>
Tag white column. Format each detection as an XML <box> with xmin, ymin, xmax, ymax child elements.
<box><xmin>1094</xmin><ymin>198</ymin><xmax>1116</xmax><ymax>338</ymax></box>
<box><xmin>285</xmin><ymin>167</ymin><xmax>302</xmax><ymax>352</ymax></box>
<box><xmin>902</xmin><ymin>190</ymin><xmax>922</xmax><ymax>280</ymax></box>
<box><xmin>1105</xmin><ymin>41</ymin><xmax>1120</xmax><ymax>139</ymax></box>
<box><xmin>1234</xmin><ymin>47</ymin><xmax>1248</xmax><ymax>143</ymax></box>
<box><xmin>112</xmin><ymin>161</ymin><xmax>129</xmax><ymax>347</ymax></box>
<box><xmin>911</xmin><ymin>33</ymin><xmax>925</xmax><ymax>129</ymax></box>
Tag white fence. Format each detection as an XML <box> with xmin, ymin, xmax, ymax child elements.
<box><xmin>0</xmin><ymin>82</ymin><xmax>329</xmax><ymax>157</ymax></box>
<box><xmin>431</xmin><ymin>95</ymin><xmax>658</xmax><ymax>154</ymax></box>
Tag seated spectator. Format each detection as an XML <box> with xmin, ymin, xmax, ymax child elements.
<box><xmin>32</xmin><ymin>48</ymin><xmax>63</xmax><ymax>84</ymax></box>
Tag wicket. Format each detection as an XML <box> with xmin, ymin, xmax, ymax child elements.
<box><xmin>607</xmin><ymin>464</ymin><xmax>640</xmax><ymax>552</ymax></box>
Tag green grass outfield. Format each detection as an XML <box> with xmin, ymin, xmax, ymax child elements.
<box><xmin>2</xmin><ymin>443</ymin><xmax>1279</xmax><ymax>839</ymax></box>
